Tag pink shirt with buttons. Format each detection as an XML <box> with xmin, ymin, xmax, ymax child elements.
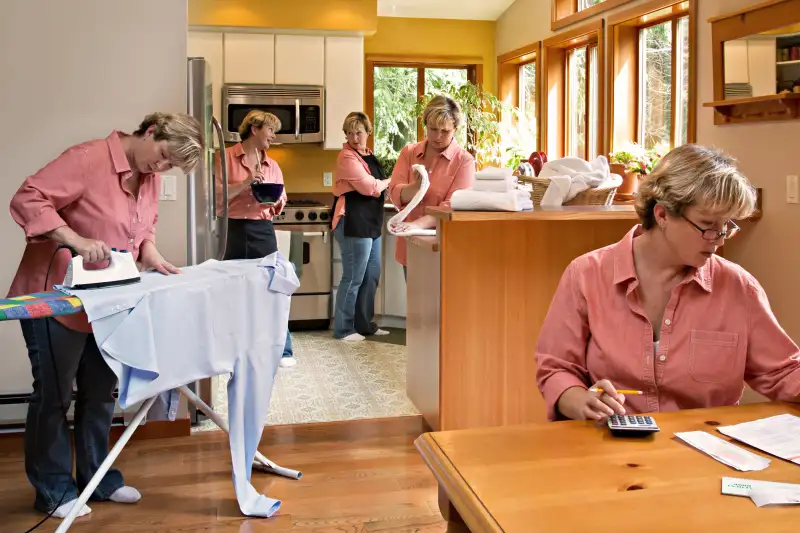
<box><xmin>7</xmin><ymin>131</ymin><xmax>160</xmax><ymax>333</ymax></box>
<box><xmin>215</xmin><ymin>143</ymin><xmax>286</xmax><ymax>221</ymax></box>
<box><xmin>536</xmin><ymin>225</ymin><xmax>800</xmax><ymax>421</ymax></box>
<box><xmin>387</xmin><ymin>139</ymin><xmax>475</xmax><ymax>266</ymax></box>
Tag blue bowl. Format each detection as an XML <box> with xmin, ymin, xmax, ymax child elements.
<box><xmin>251</xmin><ymin>182</ymin><xmax>284</xmax><ymax>204</ymax></box>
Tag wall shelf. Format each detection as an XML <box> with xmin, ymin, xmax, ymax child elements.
<box><xmin>703</xmin><ymin>93</ymin><xmax>800</xmax><ymax>124</ymax></box>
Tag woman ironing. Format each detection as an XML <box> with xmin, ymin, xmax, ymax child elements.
<box><xmin>7</xmin><ymin>112</ymin><xmax>203</xmax><ymax>519</ymax></box>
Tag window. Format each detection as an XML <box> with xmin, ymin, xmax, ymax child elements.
<box><xmin>552</xmin><ymin>0</ymin><xmax>636</xmax><ymax>31</ymax></box>
<box><xmin>578</xmin><ymin>0</ymin><xmax>605</xmax><ymax>11</ymax></box>
<box><xmin>498</xmin><ymin>43</ymin><xmax>541</xmax><ymax>160</ymax></box>
<box><xmin>518</xmin><ymin>61</ymin><xmax>538</xmax><ymax>154</ymax></box>
<box><xmin>367</xmin><ymin>60</ymin><xmax>475</xmax><ymax>169</ymax></box>
<box><xmin>607</xmin><ymin>1</ymin><xmax>695</xmax><ymax>152</ymax></box>
<box><xmin>566</xmin><ymin>44</ymin><xmax>599</xmax><ymax>159</ymax></box>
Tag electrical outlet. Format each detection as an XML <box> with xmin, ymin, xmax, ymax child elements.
<box><xmin>160</xmin><ymin>175</ymin><xmax>177</xmax><ymax>201</ymax></box>
<box><xmin>787</xmin><ymin>175</ymin><xmax>799</xmax><ymax>204</ymax></box>
<box><xmin>323</xmin><ymin>172</ymin><xmax>333</xmax><ymax>187</ymax></box>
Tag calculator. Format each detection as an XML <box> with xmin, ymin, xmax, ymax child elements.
<box><xmin>607</xmin><ymin>414</ymin><xmax>660</xmax><ymax>437</ymax></box>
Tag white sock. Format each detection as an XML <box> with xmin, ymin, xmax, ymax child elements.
<box><xmin>52</xmin><ymin>499</ymin><xmax>91</xmax><ymax>519</ymax></box>
<box><xmin>109</xmin><ymin>486</ymin><xmax>141</xmax><ymax>504</ymax></box>
<box><xmin>342</xmin><ymin>333</ymin><xmax>365</xmax><ymax>342</ymax></box>
<box><xmin>373</xmin><ymin>329</ymin><xmax>390</xmax><ymax>336</ymax></box>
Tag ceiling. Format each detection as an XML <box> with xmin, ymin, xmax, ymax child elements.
<box><xmin>377</xmin><ymin>0</ymin><xmax>516</xmax><ymax>21</ymax></box>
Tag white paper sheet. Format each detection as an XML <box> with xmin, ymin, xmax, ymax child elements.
<box><xmin>717</xmin><ymin>414</ymin><xmax>800</xmax><ymax>465</ymax></box>
<box><xmin>674</xmin><ymin>431</ymin><xmax>771</xmax><ymax>471</ymax></box>
<box><xmin>722</xmin><ymin>477</ymin><xmax>800</xmax><ymax>507</ymax></box>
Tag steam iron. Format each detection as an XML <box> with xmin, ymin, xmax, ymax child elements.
<box><xmin>62</xmin><ymin>248</ymin><xmax>141</xmax><ymax>290</ymax></box>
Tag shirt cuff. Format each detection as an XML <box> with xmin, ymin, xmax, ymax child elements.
<box><xmin>540</xmin><ymin>372</ymin><xmax>589</xmax><ymax>421</ymax></box>
<box><xmin>23</xmin><ymin>211</ymin><xmax>67</xmax><ymax>243</ymax></box>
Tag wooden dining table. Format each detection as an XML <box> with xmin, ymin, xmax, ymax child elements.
<box><xmin>415</xmin><ymin>402</ymin><xmax>800</xmax><ymax>532</ymax></box>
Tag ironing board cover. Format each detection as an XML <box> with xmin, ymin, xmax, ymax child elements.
<box><xmin>0</xmin><ymin>292</ymin><xmax>83</xmax><ymax>321</ymax></box>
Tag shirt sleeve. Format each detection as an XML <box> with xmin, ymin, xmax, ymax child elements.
<box><xmin>744</xmin><ymin>278</ymin><xmax>800</xmax><ymax>401</ymax></box>
<box><xmin>9</xmin><ymin>146</ymin><xmax>88</xmax><ymax>243</ymax></box>
<box><xmin>141</xmin><ymin>175</ymin><xmax>160</xmax><ymax>245</ymax></box>
<box><xmin>336</xmin><ymin>151</ymin><xmax>387</xmax><ymax>197</ymax></box>
<box><xmin>535</xmin><ymin>260</ymin><xmax>594</xmax><ymax>421</ymax></box>
<box><xmin>388</xmin><ymin>147</ymin><xmax>411</xmax><ymax>208</ymax></box>
<box><xmin>440</xmin><ymin>152</ymin><xmax>476</xmax><ymax>209</ymax></box>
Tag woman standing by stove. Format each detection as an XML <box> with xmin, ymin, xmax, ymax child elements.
<box><xmin>215</xmin><ymin>110</ymin><xmax>295</xmax><ymax>367</ymax></box>
<box><xmin>331</xmin><ymin>112</ymin><xmax>390</xmax><ymax>341</ymax></box>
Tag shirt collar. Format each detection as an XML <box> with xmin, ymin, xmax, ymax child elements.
<box><xmin>612</xmin><ymin>225</ymin><xmax>713</xmax><ymax>293</ymax></box>
<box><xmin>342</xmin><ymin>142</ymin><xmax>373</xmax><ymax>155</ymax></box>
<box><xmin>232</xmin><ymin>142</ymin><xmax>272</xmax><ymax>167</ymax></box>
<box><xmin>412</xmin><ymin>139</ymin><xmax>460</xmax><ymax>161</ymax></box>
<box><xmin>107</xmin><ymin>131</ymin><xmax>132</xmax><ymax>175</ymax></box>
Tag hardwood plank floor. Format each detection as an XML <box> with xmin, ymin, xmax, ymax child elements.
<box><xmin>0</xmin><ymin>416</ymin><xmax>445</xmax><ymax>533</ymax></box>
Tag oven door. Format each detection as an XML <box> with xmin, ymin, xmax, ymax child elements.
<box><xmin>277</xmin><ymin>223</ymin><xmax>332</xmax><ymax>323</ymax></box>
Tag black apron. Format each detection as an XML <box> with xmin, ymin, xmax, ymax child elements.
<box><xmin>224</xmin><ymin>218</ymin><xmax>277</xmax><ymax>260</ymax></box>
<box><xmin>334</xmin><ymin>152</ymin><xmax>387</xmax><ymax>239</ymax></box>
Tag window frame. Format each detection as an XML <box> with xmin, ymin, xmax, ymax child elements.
<box><xmin>365</xmin><ymin>54</ymin><xmax>482</xmax><ymax>151</ymax></box>
<box><xmin>607</xmin><ymin>0</ymin><xmax>696</xmax><ymax>153</ymax></box>
<box><xmin>497</xmin><ymin>41</ymin><xmax>543</xmax><ymax>154</ymax></box>
<box><xmin>552</xmin><ymin>0</ymin><xmax>637</xmax><ymax>31</ymax></box>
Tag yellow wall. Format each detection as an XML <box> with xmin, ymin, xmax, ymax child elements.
<box><xmin>366</xmin><ymin>17</ymin><xmax>497</xmax><ymax>93</ymax></box>
<box><xmin>188</xmin><ymin>0</ymin><xmax>378</xmax><ymax>33</ymax></box>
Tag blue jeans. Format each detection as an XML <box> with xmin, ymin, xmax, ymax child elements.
<box><xmin>20</xmin><ymin>318</ymin><xmax>124</xmax><ymax>513</ymax></box>
<box><xmin>333</xmin><ymin>222</ymin><xmax>382</xmax><ymax>338</ymax></box>
<box><xmin>283</xmin><ymin>330</ymin><xmax>293</xmax><ymax>357</ymax></box>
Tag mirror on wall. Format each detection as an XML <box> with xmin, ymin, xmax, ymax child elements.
<box><xmin>723</xmin><ymin>23</ymin><xmax>800</xmax><ymax>99</ymax></box>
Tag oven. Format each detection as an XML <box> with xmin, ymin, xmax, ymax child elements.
<box><xmin>222</xmin><ymin>84</ymin><xmax>324</xmax><ymax>145</ymax></box>
<box><xmin>274</xmin><ymin>201</ymin><xmax>332</xmax><ymax>329</ymax></box>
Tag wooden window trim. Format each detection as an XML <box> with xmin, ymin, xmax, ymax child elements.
<box><xmin>365</xmin><ymin>55</ymin><xmax>483</xmax><ymax>151</ymax></box>
<box><xmin>606</xmin><ymin>0</ymin><xmax>696</xmax><ymax>152</ymax></box>
<box><xmin>552</xmin><ymin>0</ymin><xmax>638</xmax><ymax>32</ymax></box>
<box><xmin>497</xmin><ymin>41</ymin><xmax>543</xmax><ymax>153</ymax></box>
<box><xmin>542</xmin><ymin>19</ymin><xmax>605</xmax><ymax>159</ymax></box>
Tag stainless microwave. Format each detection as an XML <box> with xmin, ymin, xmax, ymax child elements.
<box><xmin>222</xmin><ymin>84</ymin><xmax>324</xmax><ymax>144</ymax></box>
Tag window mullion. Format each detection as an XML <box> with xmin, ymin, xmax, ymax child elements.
<box><xmin>670</xmin><ymin>17</ymin><xmax>678</xmax><ymax>148</ymax></box>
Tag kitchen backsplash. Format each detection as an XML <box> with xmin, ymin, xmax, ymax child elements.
<box><xmin>268</xmin><ymin>144</ymin><xmax>339</xmax><ymax>193</ymax></box>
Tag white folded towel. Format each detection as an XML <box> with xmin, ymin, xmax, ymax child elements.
<box><xmin>474</xmin><ymin>166</ymin><xmax>514</xmax><ymax>180</ymax></box>
<box><xmin>539</xmin><ymin>155</ymin><xmax>622</xmax><ymax>206</ymax></box>
<box><xmin>387</xmin><ymin>164</ymin><xmax>437</xmax><ymax>237</ymax></box>
<box><xmin>451</xmin><ymin>189</ymin><xmax>533</xmax><ymax>212</ymax></box>
<box><xmin>473</xmin><ymin>175</ymin><xmax>517</xmax><ymax>192</ymax></box>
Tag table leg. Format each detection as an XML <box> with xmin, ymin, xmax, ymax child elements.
<box><xmin>439</xmin><ymin>486</ymin><xmax>471</xmax><ymax>533</ymax></box>
<box><xmin>176</xmin><ymin>385</ymin><xmax>302</xmax><ymax>480</ymax></box>
<box><xmin>55</xmin><ymin>395</ymin><xmax>158</xmax><ymax>533</ymax></box>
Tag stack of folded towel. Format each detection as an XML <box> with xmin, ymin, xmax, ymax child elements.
<box><xmin>451</xmin><ymin>167</ymin><xmax>534</xmax><ymax>212</ymax></box>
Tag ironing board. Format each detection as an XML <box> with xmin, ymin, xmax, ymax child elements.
<box><xmin>0</xmin><ymin>291</ymin><xmax>301</xmax><ymax>532</ymax></box>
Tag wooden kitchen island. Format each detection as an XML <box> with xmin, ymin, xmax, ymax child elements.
<box><xmin>405</xmin><ymin>206</ymin><xmax>639</xmax><ymax>431</ymax></box>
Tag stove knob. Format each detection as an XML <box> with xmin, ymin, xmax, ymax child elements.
<box><xmin>294</xmin><ymin>211</ymin><xmax>304</xmax><ymax>221</ymax></box>
<box><xmin>319</xmin><ymin>212</ymin><xmax>329</xmax><ymax>221</ymax></box>
<box><xmin>308</xmin><ymin>212</ymin><xmax>318</xmax><ymax>221</ymax></box>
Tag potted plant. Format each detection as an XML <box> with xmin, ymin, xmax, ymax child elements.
<box><xmin>608</xmin><ymin>142</ymin><xmax>669</xmax><ymax>199</ymax></box>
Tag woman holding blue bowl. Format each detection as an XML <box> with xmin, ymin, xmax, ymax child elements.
<box><xmin>216</xmin><ymin>110</ymin><xmax>295</xmax><ymax>367</ymax></box>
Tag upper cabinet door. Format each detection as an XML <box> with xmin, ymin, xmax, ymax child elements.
<box><xmin>188</xmin><ymin>32</ymin><xmax>224</xmax><ymax>121</ymax></box>
<box><xmin>274</xmin><ymin>35</ymin><xmax>325</xmax><ymax>85</ymax></box>
<box><xmin>224</xmin><ymin>33</ymin><xmax>275</xmax><ymax>84</ymax></box>
<box><xmin>324</xmin><ymin>36</ymin><xmax>364</xmax><ymax>150</ymax></box>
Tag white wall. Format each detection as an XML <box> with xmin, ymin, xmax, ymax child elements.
<box><xmin>0</xmin><ymin>0</ymin><xmax>189</xmax><ymax>396</ymax></box>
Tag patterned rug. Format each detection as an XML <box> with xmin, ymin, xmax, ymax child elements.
<box><xmin>193</xmin><ymin>330</ymin><xmax>418</xmax><ymax>430</ymax></box>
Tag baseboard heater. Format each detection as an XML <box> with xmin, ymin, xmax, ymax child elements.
<box><xmin>0</xmin><ymin>391</ymin><xmax>124</xmax><ymax>433</ymax></box>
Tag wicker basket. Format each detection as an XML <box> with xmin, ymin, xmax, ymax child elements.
<box><xmin>518</xmin><ymin>175</ymin><xmax>617</xmax><ymax>206</ymax></box>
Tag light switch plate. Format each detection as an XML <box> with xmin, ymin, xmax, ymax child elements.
<box><xmin>160</xmin><ymin>175</ymin><xmax>177</xmax><ymax>201</ymax></box>
<box><xmin>323</xmin><ymin>172</ymin><xmax>333</xmax><ymax>187</ymax></box>
<box><xmin>787</xmin><ymin>175</ymin><xmax>799</xmax><ymax>204</ymax></box>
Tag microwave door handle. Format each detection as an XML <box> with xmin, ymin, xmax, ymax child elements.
<box><xmin>212</xmin><ymin>116</ymin><xmax>229</xmax><ymax>260</ymax></box>
<box><xmin>295</xmin><ymin>99</ymin><xmax>300</xmax><ymax>140</ymax></box>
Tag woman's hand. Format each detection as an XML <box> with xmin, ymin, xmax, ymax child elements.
<box><xmin>139</xmin><ymin>241</ymin><xmax>180</xmax><ymax>276</ymax></box>
<box><xmin>556</xmin><ymin>380</ymin><xmax>626</xmax><ymax>421</ymax></box>
<box><xmin>72</xmin><ymin>236</ymin><xmax>111</xmax><ymax>264</ymax></box>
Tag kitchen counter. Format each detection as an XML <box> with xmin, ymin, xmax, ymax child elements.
<box><xmin>405</xmin><ymin>206</ymin><xmax>638</xmax><ymax>432</ymax></box>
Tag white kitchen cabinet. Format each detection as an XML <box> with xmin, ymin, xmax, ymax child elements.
<box><xmin>224</xmin><ymin>33</ymin><xmax>275</xmax><ymax>84</ymax></box>
<box><xmin>188</xmin><ymin>31</ymin><xmax>224</xmax><ymax>129</ymax></box>
<box><xmin>274</xmin><ymin>35</ymin><xmax>325</xmax><ymax>85</ymax></box>
<box><xmin>324</xmin><ymin>36</ymin><xmax>364</xmax><ymax>150</ymax></box>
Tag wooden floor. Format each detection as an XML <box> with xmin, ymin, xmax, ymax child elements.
<box><xmin>0</xmin><ymin>416</ymin><xmax>446</xmax><ymax>532</ymax></box>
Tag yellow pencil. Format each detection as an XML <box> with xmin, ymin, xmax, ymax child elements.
<box><xmin>589</xmin><ymin>388</ymin><xmax>643</xmax><ymax>395</ymax></box>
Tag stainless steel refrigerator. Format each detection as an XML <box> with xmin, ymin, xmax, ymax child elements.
<box><xmin>186</xmin><ymin>57</ymin><xmax>229</xmax><ymax>423</ymax></box>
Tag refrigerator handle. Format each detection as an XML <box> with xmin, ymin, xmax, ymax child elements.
<box><xmin>295</xmin><ymin>99</ymin><xmax>300</xmax><ymax>140</ymax></box>
<box><xmin>211</xmin><ymin>116</ymin><xmax>229</xmax><ymax>260</ymax></box>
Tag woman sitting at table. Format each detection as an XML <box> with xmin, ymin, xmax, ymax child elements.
<box><xmin>387</xmin><ymin>95</ymin><xmax>475</xmax><ymax>275</ymax></box>
<box><xmin>536</xmin><ymin>144</ymin><xmax>800</xmax><ymax>422</ymax></box>
<box><xmin>331</xmin><ymin>112</ymin><xmax>390</xmax><ymax>341</ymax></box>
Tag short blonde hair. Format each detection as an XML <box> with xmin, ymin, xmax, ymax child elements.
<box><xmin>342</xmin><ymin>112</ymin><xmax>373</xmax><ymax>135</ymax></box>
<box><xmin>423</xmin><ymin>95</ymin><xmax>462</xmax><ymax>130</ymax></box>
<box><xmin>238</xmin><ymin>110</ymin><xmax>282</xmax><ymax>141</ymax></box>
<box><xmin>635</xmin><ymin>144</ymin><xmax>756</xmax><ymax>229</ymax></box>
<box><xmin>134</xmin><ymin>112</ymin><xmax>203</xmax><ymax>173</ymax></box>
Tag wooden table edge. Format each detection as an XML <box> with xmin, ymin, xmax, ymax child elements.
<box><xmin>414</xmin><ymin>433</ymin><xmax>503</xmax><ymax>533</ymax></box>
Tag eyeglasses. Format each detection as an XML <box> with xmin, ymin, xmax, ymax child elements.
<box><xmin>682</xmin><ymin>216</ymin><xmax>740</xmax><ymax>241</ymax></box>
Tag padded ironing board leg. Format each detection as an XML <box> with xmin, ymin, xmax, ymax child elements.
<box><xmin>55</xmin><ymin>395</ymin><xmax>158</xmax><ymax>533</ymax></box>
<box><xmin>176</xmin><ymin>385</ymin><xmax>302</xmax><ymax>480</ymax></box>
